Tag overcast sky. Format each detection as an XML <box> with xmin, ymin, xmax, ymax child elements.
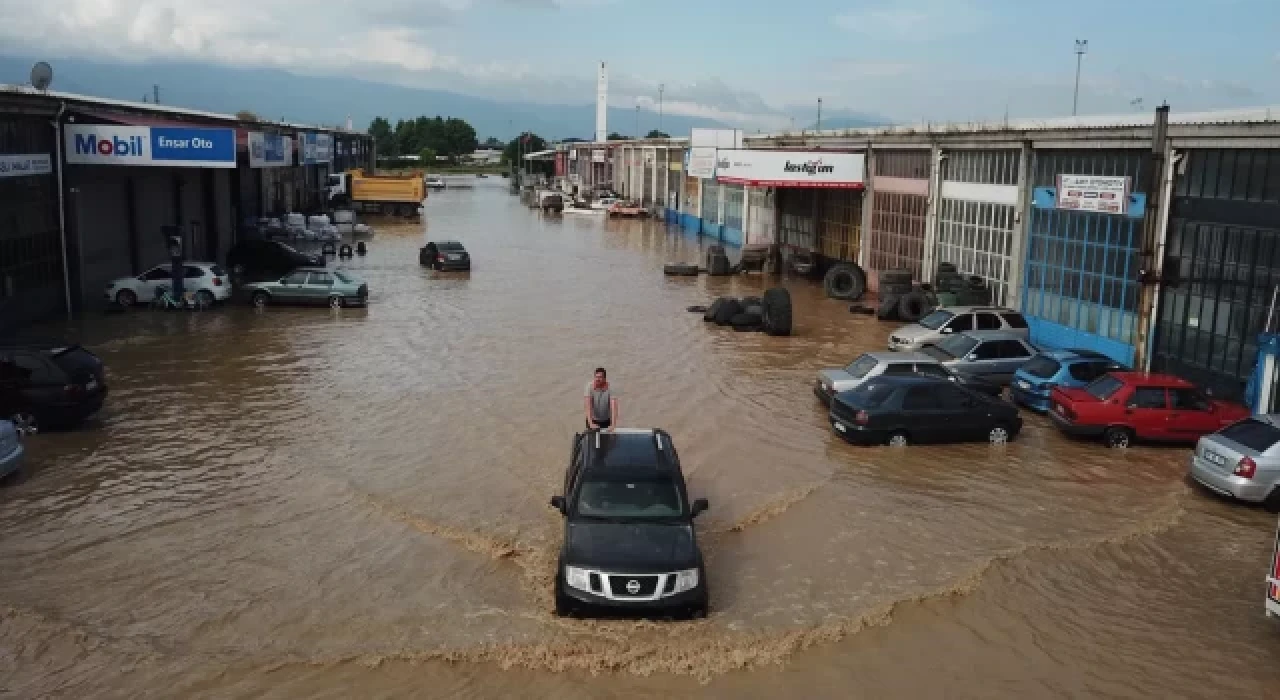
<box><xmin>2</xmin><ymin>0</ymin><xmax>1277</xmax><ymax>130</ymax></box>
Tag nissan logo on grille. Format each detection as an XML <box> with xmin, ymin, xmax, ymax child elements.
<box><xmin>625</xmin><ymin>579</ymin><xmax>641</xmax><ymax>594</ymax></box>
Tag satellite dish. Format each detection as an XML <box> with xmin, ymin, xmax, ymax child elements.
<box><xmin>30</xmin><ymin>62</ymin><xmax>53</xmax><ymax>92</ymax></box>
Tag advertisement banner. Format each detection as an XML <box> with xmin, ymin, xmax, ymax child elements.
<box><xmin>687</xmin><ymin>147</ymin><xmax>717</xmax><ymax>179</ymax></box>
<box><xmin>248</xmin><ymin>132</ymin><xmax>294</xmax><ymax>168</ymax></box>
<box><xmin>301</xmin><ymin>133</ymin><xmax>333</xmax><ymax>164</ymax></box>
<box><xmin>65</xmin><ymin>124</ymin><xmax>236</xmax><ymax>168</ymax></box>
<box><xmin>1056</xmin><ymin>174</ymin><xmax>1130</xmax><ymax>214</ymax></box>
<box><xmin>714</xmin><ymin>149</ymin><xmax>864</xmax><ymax>188</ymax></box>
<box><xmin>0</xmin><ymin>153</ymin><xmax>53</xmax><ymax>178</ymax></box>
<box><xmin>592</xmin><ymin>149</ymin><xmax>606</xmax><ymax>163</ymax></box>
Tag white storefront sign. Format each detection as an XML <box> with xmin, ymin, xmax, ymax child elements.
<box><xmin>0</xmin><ymin>153</ymin><xmax>53</xmax><ymax>178</ymax></box>
<box><xmin>592</xmin><ymin>149</ymin><xmax>606</xmax><ymax>163</ymax></box>
<box><xmin>715</xmin><ymin>149</ymin><xmax>865</xmax><ymax>189</ymax></box>
<box><xmin>687</xmin><ymin>147</ymin><xmax>717</xmax><ymax>179</ymax></box>
<box><xmin>1056</xmin><ymin>174</ymin><xmax>1130</xmax><ymax>214</ymax></box>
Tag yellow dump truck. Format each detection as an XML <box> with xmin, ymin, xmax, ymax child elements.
<box><xmin>326</xmin><ymin>169</ymin><xmax>426</xmax><ymax>217</ymax></box>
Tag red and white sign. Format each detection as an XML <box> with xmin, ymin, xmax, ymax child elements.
<box><xmin>714</xmin><ymin>149</ymin><xmax>864</xmax><ymax>189</ymax></box>
<box><xmin>1056</xmin><ymin>174</ymin><xmax>1130</xmax><ymax>214</ymax></box>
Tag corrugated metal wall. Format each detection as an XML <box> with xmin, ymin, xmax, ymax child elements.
<box><xmin>0</xmin><ymin>116</ymin><xmax>63</xmax><ymax>330</ymax></box>
<box><xmin>1153</xmin><ymin>148</ymin><xmax>1280</xmax><ymax>399</ymax></box>
<box><xmin>816</xmin><ymin>190</ymin><xmax>863</xmax><ymax>262</ymax></box>
<box><xmin>936</xmin><ymin>149</ymin><xmax>1021</xmax><ymax>305</ymax></box>
<box><xmin>777</xmin><ymin>189</ymin><xmax>816</xmax><ymax>250</ymax></box>
<box><xmin>867</xmin><ymin>150</ymin><xmax>929</xmax><ymax>290</ymax></box>
<box><xmin>1022</xmin><ymin>150</ymin><xmax>1145</xmax><ymax>365</ymax></box>
<box><xmin>747</xmin><ymin>188</ymin><xmax>776</xmax><ymax>244</ymax></box>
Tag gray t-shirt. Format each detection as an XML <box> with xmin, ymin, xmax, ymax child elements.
<box><xmin>584</xmin><ymin>382</ymin><xmax>617</xmax><ymax>422</ymax></box>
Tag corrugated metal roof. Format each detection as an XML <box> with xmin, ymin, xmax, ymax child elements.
<box><xmin>0</xmin><ymin>84</ymin><xmax>361</xmax><ymax>134</ymax></box>
<box><xmin>761</xmin><ymin>105</ymin><xmax>1280</xmax><ymax>140</ymax></box>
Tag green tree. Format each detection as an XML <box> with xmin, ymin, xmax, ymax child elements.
<box><xmin>502</xmin><ymin>132</ymin><xmax>547</xmax><ymax>165</ymax></box>
<box><xmin>368</xmin><ymin>117</ymin><xmax>394</xmax><ymax>156</ymax></box>
<box><xmin>235</xmin><ymin>110</ymin><xmax>260</xmax><ymax>122</ymax></box>
<box><xmin>419</xmin><ymin>147</ymin><xmax>438</xmax><ymax>164</ymax></box>
<box><xmin>645</xmin><ymin>129</ymin><xmax>670</xmax><ymax>139</ymax></box>
<box><xmin>607</xmin><ymin>132</ymin><xmax>627</xmax><ymax>140</ymax></box>
<box><xmin>483</xmin><ymin>137</ymin><xmax>504</xmax><ymax>149</ymax></box>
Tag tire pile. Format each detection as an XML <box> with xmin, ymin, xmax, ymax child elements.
<box><xmin>822</xmin><ymin>263</ymin><xmax>867</xmax><ymax>302</ymax></box>
<box><xmin>697</xmin><ymin>287</ymin><xmax>793</xmax><ymax>336</ymax></box>
<box><xmin>933</xmin><ymin>262</ymin><xmax>993</xmax><ymax>306</ymax></box>
<box><xmin>874</xmin><ymin>263</ymin><xmax>995</xmax><ymax>322</ymax></box>
<box><xmin>662</xmin><ymin>244</ymin><xmax>736</xmax><ymax>278</ymax></box>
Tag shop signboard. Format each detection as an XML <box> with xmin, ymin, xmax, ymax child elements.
<box><xmin>301</xmin><ymin>132</ymin><xmax>333</xmax><ymax>164</ymax></box>
<box><xmin>714</xmin><ymin>149</ymin><xmax>864</xmax><ymax>188</ymax></box>
<box><xmin>688</xmin><ymin>147</ymin><xmax>717</xmax><ymax>179</ymax></box>
<box><xmin>0</xmin><ymin>153</ymin><xmax>52</xmax><ymax>178</ymax></box>
<box><xmin>65</xmin><ymin>124</ymin><xmax>236</xmax><ymax>168</ymax></box>
<box><xmin>248</xmin><ymin>132</ymin><xmax>294</xmax><ymax>168</ymax></box>
<box><xmin>592</xmin><ymin>149</ymin><xmax>606</xmax><ymax>163</ymax></box>
<box><xmin>1056</xmin><ymin>174</ymin><xmax>1130</xmax><ymax>214</ymax></box>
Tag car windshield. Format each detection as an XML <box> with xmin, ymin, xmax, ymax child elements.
<box><xmin>844</xmin><ymin>354</ymin><xmax>879</xmax><ymax>379</ymax></box>
<box><xmin>1218</xmin><ymin>419</ymin><xmax>1280</xmax><ymax>452</ymax></box>
<box><xmin>1022</xmin><ymin>356</ymin><xmax>1061</xmax><ymax>379</ymax></box>
<box><xmin>936</xmin><ymin>335</ymin><xmax>978</xmax><ymax>359</ymax></box>
<box><xmin>918</xmin><ymin>310</ymin><xmax>954</xmax><ymax>330</ymax></box>
<box><xmin>1085</xmin><ymin>375</ymin><xmax>1124</xmax><ymax>400</ymax></box>
<box><xmin>576</xmin><ymin>478</ymin><xmax>683</xmax><ymax>519</ymax></box>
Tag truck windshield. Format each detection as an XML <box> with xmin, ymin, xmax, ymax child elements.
<box><xmin>576</xmin><ymin>478</ymin><xmax>682</xmax><ymax>519</ymax></box>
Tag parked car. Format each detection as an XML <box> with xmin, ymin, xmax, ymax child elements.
<box><xmin>0</xmin><ymin>419</ymin><xmax>24</xmax><ymax>480</ymax></box>
<box><xmin>226</xmin><ymin>239</ymin><xmax>324</xmax><ymax>280</ymax></box>
<box><xmin>1011</xmin><ymin>348</ymin><xmax>1128</xmax><ymax>412</ymax></box>
<box><xmin>549</xmin><ymin>428</ymin><xmax>709</xmax><ymax>618</ymax></box>
<box><xmin>1048</xmin><ymin>372</ymin><xmax>1250</xmax><ymax>448</ymax></box>
<box><xmin>104</xmin><ymin>262</ymin><xmax>231</xmax><ymax>308</ymax></box>
<box><xmin>426</xmin><ymin>175</ymin><xmax>446</xmax><ymax>190</ymax></box>
<box><xmin>0</xmin><ymin>341</ymin><xmax>107</xmax><ymax>433</ymax></box>
<box><xmin>829</xmin><ymin>376</ymin><xmax>1022</xmax><ymax>447</ymax></box>
<box><xmin>419</xmin><ymin>240</ymin><xmax>471</xmax><ymax>271</ymax></box>
<box><xmin>919</xmin><ymin>331</ymin><xmax>1038</xmax><ymax>386</ymax></box>
<box><xmin>1190</xmin><ymin>416</ymin><xmax>1280</xmax><ymax>510</ymax></box>
<box><xmin>242</xmin><ymin>268</ymin><xmax>369</xmax><ymax>309</ymax></box>
<box><xmin>814</xmin><ymin>351</ymin><xmax>1001</xmax><ymax>406</ymax></box>
<box><xmin>888</xmin><ymin>306</ymin><xmax>1029</xmax><ymax>352</ymax></box>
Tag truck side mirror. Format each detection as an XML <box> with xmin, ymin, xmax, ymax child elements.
<box><xmin>549</xmin><ymin>496</ymin><xmax>566</xmax><ymax>514</ymax></box>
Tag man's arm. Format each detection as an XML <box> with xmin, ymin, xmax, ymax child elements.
<box><xmin>609</xmin><ymin>397</ymin><xmax>619</xmax><ymax>431</ymax></box>
<box><xmin>584</xmin><ymin>395</ymin><xmax>596</xmax><ymax>428</ymax></box>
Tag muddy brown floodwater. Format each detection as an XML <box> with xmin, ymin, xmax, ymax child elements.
<box><xmin>4</xmin><ymin>180</ymin><xmax>1280</xmax><ymax>699</ymax></box>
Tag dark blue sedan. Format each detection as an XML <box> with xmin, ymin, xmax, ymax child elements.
<box><xmin>1010</xmin><ymin>348</ymin><xmax>1127</xmax><ymax>413</ymax></box>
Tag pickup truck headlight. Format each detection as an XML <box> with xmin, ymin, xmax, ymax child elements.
<box><xmin>672</xmin><ymin>568</ymin><xmax>700</xmax><ymax>594</ymax></box>
<box><xmin>564</xmin><ymin>566</ymin><xmax>591</xmax><ymax>592</ymax></box>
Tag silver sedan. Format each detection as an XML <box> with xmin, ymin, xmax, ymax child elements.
<box><xmin>1190</xmin><ymin>415</ymin><xmax>1280</xmax><ymax>509</ymax></box>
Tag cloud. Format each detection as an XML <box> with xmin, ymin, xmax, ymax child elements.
<box><xmin>835</xmin><ymin>0</ymin><xmax>986</xmax><ymax>40</ymax></box>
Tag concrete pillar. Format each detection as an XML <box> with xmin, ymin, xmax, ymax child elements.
<box><xmin>859</xmin><ymin>145</ymin><xmax>874</xmax><ymax>270</ymax></box>
<box><xmin>743</xmin><ymin>186</ymin><xmax>753</xmax><ymax>243</ymax></box>
<box><xmin>1006</xmin><ymin>143</ymin><xmax>1034</xmax><ymax>311</ymax></box>
<box><xmin>921</xmin><ymin>144</ymin><xmax>944</xmax><ymax>284</ymax></box>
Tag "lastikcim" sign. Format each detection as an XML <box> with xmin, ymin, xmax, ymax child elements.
<box><xmin>715</xmin><ymin>149</ymin><xmax>864</xmax><ymax>188</ymax></box>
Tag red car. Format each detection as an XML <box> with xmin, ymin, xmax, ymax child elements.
<box><xmin>1048</xmin><ymin>372</ymin><xmax>1250</xmax><ymax>448</ymax></box>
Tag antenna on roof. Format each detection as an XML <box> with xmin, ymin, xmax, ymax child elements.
<box><xmin>29</xmin><ymin>61</ymin><xmax>53</xmax><ymax>93</ymax></box>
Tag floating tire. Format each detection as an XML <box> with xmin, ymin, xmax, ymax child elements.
<box><xmin>664</xmin><ymin>263</ymin><xmax>700</xmax><ymax>276</ymax></box>
<box><xmin>876</xmin><ymin>295</ymin><xmax>901</xmax><ymax>321</ymax></box>
<box><xmin>897</xmin><ymin>291</ymin><xmax>930</xmax><ymax>322</ymax></box>
<box><xmin>707</xmin><ymin>253</ymin><xmax>732</xmax><ymax>277</ymax></box>
<box><xmin>823</xmin><ymin>263</ymin><xmax>867</xmax><ymax>301</ymax></box>
<box><xmin>744</xmin><ymin>304</ymin><xmax>764</xmax><ymax>316</ymax></box>
<box><xmin>761</xmin><ymin>287</ymin><xmax>793</xmax><ymax>336</ymax></box>
<box><xmin>704</xmin><ymin>297</ymin><xmax>729</xmax><ymax>322</ymax></box>
<box><xmin>713</xmin><ymin>298</ymin><xmax>743</xmax><ymax>326</ymax></box>
<box><xmin>740</xmin><ymin>296</ymin><xmax>762</xmax><ymax>308</ymax></box>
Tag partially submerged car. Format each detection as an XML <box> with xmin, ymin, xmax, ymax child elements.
<box><xmin>242</xmin><ymin>268</ymin><xmax>369</xmax><ymax>308</ymax></box>
<box><xmin>549</xmin><ymin>428</ymin><xmax>710</xmax><ymax>618</ymax></box>
<box><xmin>1011</xmin><ymin>348</ymin><xmax>1128</xmax><ymax>413</ymax></box>
<box><xmin>828</xmin><ymin>376</ymin><xmax>1022</xmax><ymax>447</ymax></box>
<box><xmin>1048</xmin><ymin>372</ymin><xmax>1249</xmax><ymax>448</ymax></box>
<box><xmin>919</xmin><ymin>330</ymin><xmax>1037</xmax><ymax>387</ymax></box>
<box><xmin>0</xmin><ymin>419</ymin><xmax>24</xmax><ymax>480</ymax></box>
<box><xmin>1190</xmin><ymin>415</ymin><xmax>1280</xmax><ymax>510</ymax></box>
<box><xmin>0</xmin><ymin>340</ymin><xmax>107</xmax><ymax>433</ymax></box>
<box><xmin>105</xmin><ymin>262</ymin><xmax>232</xmax><ymax>309</ymax></box>
<box><xmin>814</xmin><ymin>351</ymin><xmax>1000</xmax><ymax>406</ymax></box>
<box><xmin>888</xmin><ymin>306</ymin><xmax>1029</xmax><ymax>352</ymax></box>
<box><xmin>419</xmin><ymin>240</ymin><xmax>471</xmax><ymax>270</ymax></box>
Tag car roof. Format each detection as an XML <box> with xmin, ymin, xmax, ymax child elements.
<box><xmin>932</xmin><ymin>306</ymin><xmax>1019</xmax><ymax>314</ymax></box>
<box><xmin>860</xmin><ymin>374</ymin><xmax>951</xmax><ymax>387</ymax></box>
<box><xmin>1051</xmin><ymin>348</ymin><xmax>1117</xmax><ymax>362</ymax></box>
<box><xmin>858</xmin><ymin>351</ymin><xmax>937</xmax><ymax>364</ymax></box>
<box><xmin>1108</xmin><ymin>371</ymin><xmax>1196</xmax><ymax>388</ymax></box>
<box><xmin>433</xmin><ymin>240</ymin><xmax>464</xmax><ymax>246</ymax></box>
<box><xmin>580</xmin><ymin>429</ymin><xmax>677</xmax><ymax>473</ymax></box>
<box><xmin>956</xmin><ymin>330</ymin><xmax>1031</xmax><ymax>341</ymax></box>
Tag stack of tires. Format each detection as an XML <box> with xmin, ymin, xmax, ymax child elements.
<box><xmin>705</xmin><ymin>245</ymin><xmax>733</xmax><ymax>277</ymax></box>
<box><xmin>701</xmin><ymin>287</ymin><xmax>792</xmax><ymax>336</ymax></box>
<box><xmin>823</xmin><ymin>263</ymin><xmax>867</xmax><ymax>302</ymax></box>
<box><xmin>933</xmin><ymin>262</ymin><xmax>964</xmax><ymax>307</ymax></box>
<box><xmin>873</xmin><ymin>269</ymin><xmax>934</xmax><ymax>323</ymax></box>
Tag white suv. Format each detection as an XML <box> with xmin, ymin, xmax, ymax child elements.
<box><xmin>105</xmin><ymin>262</ymin><xmax>233</xmax><ymax>308</ymax></box>
<box><xmin>888</xmin><ymin>306</ymin><xmax>1029</xmax><ymax>352</ymax></box>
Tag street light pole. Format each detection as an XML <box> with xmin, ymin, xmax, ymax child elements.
<box><xmin>817</xmin><ymin>98</ymin><xmax>823</xmax><ymax>132</ymax></box>
<box><xmin>658</xmin><ymin>84</ymin><xmax>664</xmax><ymax>134</ymax></box>
<box><xmin>1073</xmin><ymin>39</ymin><xmax>1088</xmax><ymax>116</ymax></box>
<box><xmin>635</xmin><ymin>105</ymin><xmax>640</xmax><ymax>139</ymax></box>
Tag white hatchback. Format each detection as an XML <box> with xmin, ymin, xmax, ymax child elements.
<box><xmin>105</xmin><ymin>262</ymin><xmax>233</xmax><ymax>308</ymax></box>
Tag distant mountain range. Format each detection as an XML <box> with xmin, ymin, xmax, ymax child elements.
<box><xmin>0</xmin><ymin>55</ymin><xmax>736</xmax><ymax>141</ymax></box>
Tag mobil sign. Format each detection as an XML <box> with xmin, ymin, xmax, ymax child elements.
<box><xmin>66</xmin><ymin>124</ymin><xmax>236</xmax><ymax>168</ymax></box>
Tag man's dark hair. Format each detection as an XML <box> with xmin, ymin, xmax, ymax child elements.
<box><xmin>594</xmin><ymin>367</ymin><xmax>606</xmax><ymax>378</ymax></box>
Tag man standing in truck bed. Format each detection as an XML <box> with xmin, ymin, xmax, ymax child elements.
<box><xmin>584</xmin><ymin>367</ymin><xmax>619</xmax><ymax>431</ymax></box>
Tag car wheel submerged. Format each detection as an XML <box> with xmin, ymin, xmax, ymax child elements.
<box><xmin>988</xmin><ymin>424</ymin><xmax>1011</xmax><ymax>445</ymax></box>
<box><xmin>554</xmin><ymin>585</ymin><xmax>576</xmax><ymax>618</ymax></box>
<box><xmin>196</xmin><ymin>290</ymin><xmax>216</xmax><ymax>308</ymax></box>
<box><xmin>251</xmin><ymin>291</ymin><xmax>270</xmax><ymax>308</ymax></box>
<box><xmin>887</xmin><ymin>431</ymin><xmax>909</xmax><ymax>447</ymax></box>
<box><xmin>329</xmin><ymin>295</ymin><xmax>344</xmax><ymax>309</ymax></box>
<box><xmin>11</xmin><ymin>412</ymin><xmax>38</xmax><ymax>436</ymax></box>
<box><xmin>115</xmin><ymin>289</ymin><xmax>137</xmax><ymax>308</ymax></box>
<box><xmin>1103</xmin><ymin>426</ymin><xmax>1133</xmax><ymax>449</ymax></box>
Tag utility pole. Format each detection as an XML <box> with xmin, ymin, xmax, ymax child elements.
<box><xmin>635</xmin><ymin>105</ymin><xmax>640</xmax><ymax>139</ymax></box>
<box><xmin>817</xmin><ymin>98</ymin><xmax>823</xmax><ymax>132</ymax></box>
<box><xmin>1072</xmin><ymin>40</ymin><xmax>1088</xmax><ymax>116</ymax></box>
<box><xmin>1132</xmin><ymin>104</ymin><xmax>1170</xmax><ymax>372</ymax></box>
<box><xmin>658</xmin><ymin>84</ymin><xmax>665</xmax><ymax>134</ymax></box>
<box><xmin>153</xmin><ymin>84</ymin><xmax>160</xmax><ymax>105</ymax></box>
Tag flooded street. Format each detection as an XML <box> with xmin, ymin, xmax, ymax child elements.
<box><xmin>4</xmin><ymin>179</ymin><xmax>1280</xmax><ymax>699</ymax></box>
